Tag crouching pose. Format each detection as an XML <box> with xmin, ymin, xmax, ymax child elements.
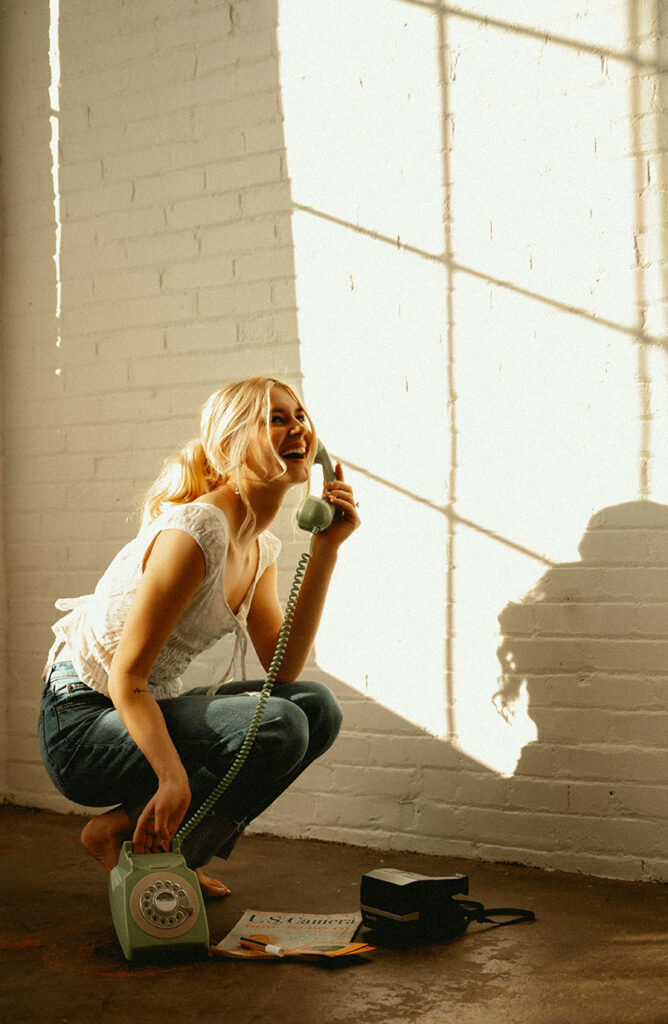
<box><xmin>38</xmin><ymin>377</ymin><xmax>359</xmax><ymax>896</ymax></box>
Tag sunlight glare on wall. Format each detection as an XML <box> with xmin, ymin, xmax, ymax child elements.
<box><xmin>278</xmin><ymin>0</ymin><xmax>650</xmax><ymax>776</ymax></box>
<box><xmin>278</xmin><ymin>0</ymin><xmax>450</xmax><ymax>735</ymax></box>
<box><xmin>447</xmin><ymin>7</ymin><xmax>640</xmax><ymax>770</ymax></box>
<box><xmin>49</xmin><ymin>0</ymin><xmax>62</xmax><ymax>375</ymax></box>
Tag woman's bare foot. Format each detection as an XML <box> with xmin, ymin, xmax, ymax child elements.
<box><xmin>195</xmin><ymin>868</ymin><xmax>231</xmax><ymax>899</ymax></box>
<box><xmin>82</xmin><ymin>813</ymin><xmax>230</xmax><ymax>898</ymax></box>
<box><xmin>81</xmin><ymin>808</ymin><xmax>132</xmax><ymax>871</ymax></box>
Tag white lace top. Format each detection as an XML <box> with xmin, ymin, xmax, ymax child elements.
<box><xmin>46</xmin><ymin>502</ymin><xmax>281</xmax><ymax>699</ymax></box>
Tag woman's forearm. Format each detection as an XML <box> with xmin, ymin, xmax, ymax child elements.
<box><xmin>108</xmin><ymin>669</ymin><xmax>188</xmax><ymax>785</ymax></box>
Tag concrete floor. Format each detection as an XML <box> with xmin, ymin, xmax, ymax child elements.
<box><xmin>1</xmin><ymin>805</ymin><xmax>666</xmax><ymax>1024</ymax></box>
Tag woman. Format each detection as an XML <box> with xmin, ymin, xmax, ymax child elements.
<box><xmin>38</xmin><ymin>377</ymin><xmax>359</xmax><ymax>896</ymax></box>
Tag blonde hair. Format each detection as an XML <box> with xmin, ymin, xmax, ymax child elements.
<box><xmin>142</xmin><ymin>377</ymin><xmax>316</xmax><ymax>535</ymax></box>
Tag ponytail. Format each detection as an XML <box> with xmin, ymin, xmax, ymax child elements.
<box><xmin>142</xmin><ymin>438</ymin><xmax>221</xmax><ymax>523</ymax></box>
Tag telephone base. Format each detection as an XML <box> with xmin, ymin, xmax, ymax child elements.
<box><xmin>109</xmin><ymin>840</ymin><xmax>209</xmax><ymax>962</ymax></box>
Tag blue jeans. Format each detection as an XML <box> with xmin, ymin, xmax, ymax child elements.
<box><xmin>38</xmin><ymin>662</ymin><xmax>342</xmax><ymax>868</ymax></box>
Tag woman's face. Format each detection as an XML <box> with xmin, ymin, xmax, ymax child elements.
<box><xmin>247</xmin><ymin>384</ymin><xmax>312</xmax><ymax>484</ymax></box>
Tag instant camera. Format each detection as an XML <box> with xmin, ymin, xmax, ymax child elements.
<box><xmin>360</xmin><ymin>868</ymin><xmax>470</xmax><ymax>945</ymax></box>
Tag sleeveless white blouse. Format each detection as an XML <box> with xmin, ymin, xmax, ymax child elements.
<box><xmin>45</xmin><ymin>502</ymin><xmax>281</xmax><ymax>699</ymax></box>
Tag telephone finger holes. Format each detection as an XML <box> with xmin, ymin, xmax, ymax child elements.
<box><xmin>130</xmin><ymin>872</ymin><xmax>201</xmax><ymax>938</ymax></box>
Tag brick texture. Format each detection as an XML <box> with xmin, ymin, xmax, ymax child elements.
<box><xmin>1</xmin><ymin>0</ymin><xmax>667</xmax><ymax>883</ymax></box>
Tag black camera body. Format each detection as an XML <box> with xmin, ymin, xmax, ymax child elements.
<box><xmin>360</xmin><ymin>868</ymin><xmax>470</xmax><ymax>946</ymax></box>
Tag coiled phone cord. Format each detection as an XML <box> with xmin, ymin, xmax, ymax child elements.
<box><xmin>175</xmin><ymin>540</ymin><xmax>314</xmax><ymax>842</ymax></box>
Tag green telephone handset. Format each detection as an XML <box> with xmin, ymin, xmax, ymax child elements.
<box><xmin>109</xmin><ymin>442</ymin><xmax>337</xmax><ymax>962</ymax></box>
<box><xmin>296</xmin><ymin>439</ymin><xmax>337</xmax><ymax>534</ymax></box>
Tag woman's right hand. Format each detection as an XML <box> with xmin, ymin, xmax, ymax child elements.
<box><xmin>132</xmin><ymin>774</ymin><xmax>191</xmax><ymax>855</ymax></box>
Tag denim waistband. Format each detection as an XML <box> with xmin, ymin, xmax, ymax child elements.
<box><xmin>45</xmin><ymin>661</ymin><xmax>93</xmax><ymax>699</ymax></box>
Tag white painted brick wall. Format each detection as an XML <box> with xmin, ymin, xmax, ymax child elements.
<box><xmin>0</xmin><ymin>211</ymin><xmax>7</xmax><ymax>798</ymax></box>
<box><xmin>1</xmin><ymin>0</ymin><xmax>667</xmax><ymax>883</ymax></box>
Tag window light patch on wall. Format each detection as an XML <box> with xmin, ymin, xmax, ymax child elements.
<box><xmin>49</xmin><ymin>0</ymin><xmax>62</xmax><ymax>376</ymax></box>
<box><xmin>278</xmin><ymin>0</ymin><xmax>661</xmax><ymax>777</ymax></box>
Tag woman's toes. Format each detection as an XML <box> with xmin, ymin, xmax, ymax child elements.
<box><xmin>195</xmin><ymin>868</ymin><xmax>231</xmax><ymax>899</ymax></box>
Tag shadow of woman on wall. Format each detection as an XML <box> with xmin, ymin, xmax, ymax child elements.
<box><xmin>494</xmin><ymin>501</ymin><xmax>668</xmax><ymax>877</ymax></box>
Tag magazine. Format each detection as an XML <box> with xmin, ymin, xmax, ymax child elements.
<box><xmin>211</xmin><ymin>909</ymin><xmax>373</xmax><ymax>961</ymax></box>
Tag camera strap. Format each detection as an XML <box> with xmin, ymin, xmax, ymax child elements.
<box><xmin>455</xmin><ymin>899</ymin><xmax>536</xmax><ymax>929</ymax></box>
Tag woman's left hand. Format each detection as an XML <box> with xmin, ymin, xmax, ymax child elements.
<box><xmin>317</xmin><ymin>462</ymin><xmax>360</xmax><ymax>547</ymax></box>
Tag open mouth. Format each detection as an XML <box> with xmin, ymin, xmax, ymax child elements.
<box><xmin>282</xmin><ymin>450</ymin><xmax>306</xmax><ymax>461</ymax></box>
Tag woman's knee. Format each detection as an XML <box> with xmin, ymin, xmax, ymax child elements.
<box><xmin>281</xmin><ymin>681</ymin><xmax>343</xmax><ymax>753</ymax></box>
<box><xmin>254</xmin><ymin>698</ymin><xmax>310</xmax><ymax>774</ymax></box>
